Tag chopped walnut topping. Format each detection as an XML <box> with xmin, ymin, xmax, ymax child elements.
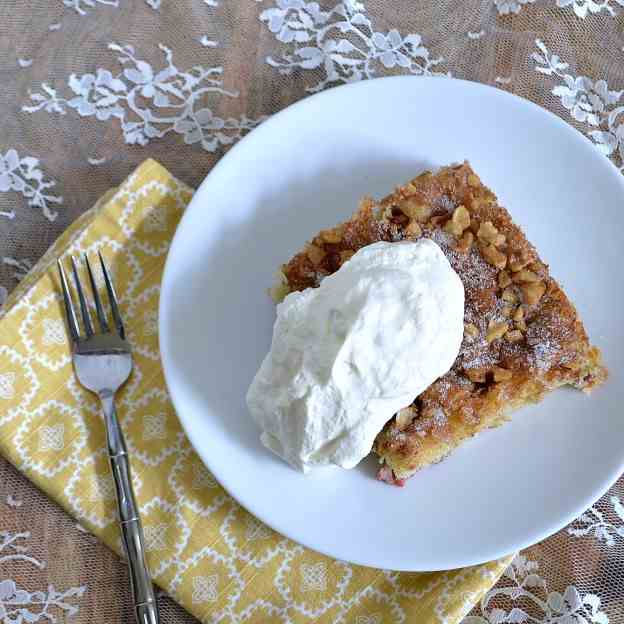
<box><xmin>502</xmin><ymin>287</ymin><xmax>518</xmax><ymax>303</ymax></box>
<box><xmin>340</xmin><ymin>250</ymin><xmax>355</xmax><ymax>263</ymax></box>
<box><xmin>405</xmin><ymin>220</ymin><xmax>422</xmax><ymax>238</ymax></box>
<box><xmin>505</xmin><ymin>329</ymin><xmax>524</xmax><ymax>343</ymax></box>
<box><xmin>521</xmin><ymin>282</ymin><xmax>546</xmax><ymax>305</ymax></box>
<box><xmin>358</xmin><ymin>197</ymin><xmax>376</xmax><ymax>218</ymax></box>
<box><xmin>400</xmin><ymin>197</ymin><xmax>431</xmax><ymax>222</ymax></box>
<box><xmin>477</xmin><ymin>221</ymin><xmax>504</xmax><ymax>246</ymax></box>
<box><xmin>464</xmin><ymin>323</ymin><xmax>479</xmax><ymax>339</ymax></box>
<box><xmin>396</xmin><ymin>405</ymin><xmax>418</xmax><ymax>430</ymax></box>
<box><xmin>492</xmin><ymin>366</ymin><xmax>513</xmax><ymax>382</ymax></box>
<box><xmin>454</xmin><ymin>230</ymin><xmax>474</xmax><ymax>254</ymax></box>
<box><xmin>486</xmin><ymin>321</ymin><xmax>509</xmax><ymax>343</ymax></box>
<box><xmin>509</xmin><ymin>256</ymin><xmax>531</xmax><ymax>272</ymax></box>
<box><xmin>467</xmin><ymin>173</ymin><xmax>480</xmax><ymax>187</ymax></box>
<box><xmin>480</xmin><ymin>243</ymin><xmax>507</xmax><ymax>269</ymax></box>
<box><xmin>454</xmin><ymin>204</ymin><xmax>471</xmax><ymax>229</ymax></box>
<box><xmin>465</xmin><ymin>367</ymin><xmax>487</xmax><ymax>382</ymax></box>
<box><xmin>306</xmin><ymin>244</ymin><xmax>326</xmax><ymax>265</ymax></box>
<box><xmin>443</xmin><ymin>219</ymin><xmax>459</xmax><ymax>236</ymax></box>
<box><xmin>512</xmin><ymin>270</ymin><xmax>540</xmax><ymax>283</ymax></box>
<box><xmin>282</xmin><ymin>162</ymin><xmax>608</xmax><ymax>483</ymax></box>
<box><xmin>498</xmin><ymin>270</ymin><xmax>512</xmax><ymax>288</ymax></box>
<box><xmin>321</xmin><ymin>228</ymin><xmax>342</xmax><ymax>244</ymax></box>
<box><xmin>444</xmin><ymin>204</ymin><xmax>470</xmax><ymax>236</ymax></box>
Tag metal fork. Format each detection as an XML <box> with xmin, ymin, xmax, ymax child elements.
<box><xmin>57</xmin><ymin>253</ymin><xmax>160</xmax><ymax>624</ymax></box>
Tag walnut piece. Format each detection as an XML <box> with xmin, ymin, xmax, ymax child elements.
<box><xmin>340</xmin><ymin>250</ymin><xmax>355</xmax><ymax>263</ymax></box>
<box><xmin>502</xmin><ymin>287</ymin><xmax>518</xmax><ymax>303</ymax></box>
<box><xmin>321</xmin><ymin>228</ymin><xmax>342</xmax><ymax>244</ymax></box>
<box><xmin>477</xmin><ymin>221</ymin><xmax>505</xmax><ymax>246</ymax></box>
<box><xmin>405</xmin><ymin>220</ymin><xmax>422</xmax><ymax>238</ymax></box>
<box><xmin>515</xmin><ymin>319</ymin><xmax>527</xmax><ymax>331</ymax></box>
<box><xmin>512</xmin><ymin>270</ymin><xmax>540</xmax><ymax>283</ymax></box>
<box><xmin>521</xmin><ymin>282</ymin><xmax>546</xmax><ymax>305</ymax></box>
<box><xmin>444</xmin><ymin>204</ymin><xmax>470</xmax><ymax>236</ymax></box>
<box><xmin>513</xmin><ymin>306</ymin><xmax>525</xmax><ymax>322</ymax></box>
<box><xmin>509</xmin><ymin>256</ymin><xmax>531</xmax><ymax>272</ymax></box>
<box><xmin>454</xmin><ymin>230</ymin><xmax>474</xmax><ymax>254</ymax></box>
<box><xmin>400</xmin><ymin>197</ymin><xmax>431</xmax><ymax>222</ymax></box>
<box><xmin>480</xmin><ymin>243</ymin><xmax>507</xmax><ymax>269</ymax></box>
<box><xmin>396</xmin><ymin>405</ymin><xmax>418</xmax><ymax>430</ymax></box>
<box><xmin>467</xmin><ymin>173</ymin><xmax>480</xmax><ymax>187</ymax></box>
<box><xmin>502</xmin><ymin>305</ymin><xmax>513</xmax><ymax>318</ymax></box>
<box><xmin>464</xmin><ymin>323</ymin><xmax>479</xmax><ymax>339</ymax></box>
<box><xmin>498</xmin><ymin>270</ymin><xmax>512</xmax><ymax>288</ymax></box>
<box><xmin>486</xmin><ymin>321</ymin><xmax>509</xmax><ymax>343</ymax></box>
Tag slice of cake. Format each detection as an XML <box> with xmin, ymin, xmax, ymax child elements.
<box><xmin>273</xmin><ymin>162</ymin><xmax>607</xmax><ymax>485</ymax></box>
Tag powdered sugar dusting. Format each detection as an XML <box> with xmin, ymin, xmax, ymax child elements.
<box><xmin>525</xmin><ymin>309</ymin><xmax>575</xmax><ymax>371</ymax></box>
<box><xmin>430</xmin><ymin>229</ymin><xmax>497</xmax><ymax>303</ymax></box>
<box><xmin>428</xmin><ymin>228</ymin><xmax>507</xmax><ymax>372</ymax></box>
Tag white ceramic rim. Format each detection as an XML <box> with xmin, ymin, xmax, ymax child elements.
<box><xmin>160</xmin><ymin>76</ymin><xmax>624</xmax><ymax>571</ymax></box>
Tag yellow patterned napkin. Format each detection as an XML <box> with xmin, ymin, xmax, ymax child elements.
<box><xmin>0</xmin><ymin>160</ymin><xmax>513</xmax><ymax>623</ymax></box>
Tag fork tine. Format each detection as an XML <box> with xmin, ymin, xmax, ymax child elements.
<box><xmin>84</xmin><ymin>254</ymin><xmax>110</xmax><ymax>332</ymax></box>
<box><xmin>70</xmin><ymin>256</ymin><xmax>94</xmax><ymax>337</ymax></box>
<box><xmin>98</xmin><ymin>251</ymin><xmax>125</xmax><ymax>339</ymax></box>
<box><xmin>57</xmin><ymin>259</ymin><xmax>80</xmax><ymax>344</ymax></box>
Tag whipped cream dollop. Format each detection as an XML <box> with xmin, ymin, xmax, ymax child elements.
<box><xmin>246</xmin><ymin>239</ymin><xmax>465</xmax><ymax>473</ymax></box>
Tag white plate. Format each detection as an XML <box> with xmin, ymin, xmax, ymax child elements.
<box><xmin>159</xmin><ymin>76</ymin><xmax>624</xmax><ymax>571</ymax></box>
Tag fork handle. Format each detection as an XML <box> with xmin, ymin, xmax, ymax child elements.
<box><xmin>101</xmin><ymin>392</ymin><xmax>160</xmax><ymax>624</ymax></box>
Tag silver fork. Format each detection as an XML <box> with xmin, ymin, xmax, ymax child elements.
<box><xmin>57</xmin><ymin>252</ymin><xmax>160</xmax><ymax>624</ymax></box>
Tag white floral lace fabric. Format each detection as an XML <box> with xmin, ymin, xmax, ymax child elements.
<box><xmin>1</xmin><ymin>1</ymin><xmax>623</xmax><ymax>623</ymax></box>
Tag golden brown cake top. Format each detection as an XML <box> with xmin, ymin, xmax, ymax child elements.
<box><xmin>282</xmin><ymin>162</ymin><xmax>589</xmax><ymax>379</ymax></box>
<box><xmin>278</xmin><ymin>162</ymin><xmax>606</xmax><ymax>480</ymax></box>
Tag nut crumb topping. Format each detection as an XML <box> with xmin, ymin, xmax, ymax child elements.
<box><xmin>486</xmin><ymin>321</ymin><xmax>509</xmax><ymax>343</ymax></box>
<box><xmin>321</xmin><ymin>228</ymin><xmax>342</xmax><ymax>244</ymax></box>
<box><xmin>505</xmin><ymin>329</ymin><xmax>524</xmax><ymax>343</ymax></box>
<box><xmin>454</xmin><ymin>230</ymin><xmax>474</xmax><ymax>254</ymax></box>
<box><xmin>280</xmin><ymin>161</ymin><xmax>607</xmax><ymax>484</ymax></box>
<box><xmin>396</xmin><ymin>405</ymin><xmax>418</xmax><ymax>430</ymax></box>
<box><xmin>498</xmin><ymin>270</ymin><xmax>512</xmax><ymax>288</ymax></box>
<box><xmin>512</xmin><ymin>270</ymin><xmax>540</xmax><ymax>283</ymax></box>
<box><xmin>502</xmin><ymin>287</ymin><xmax>518</xmax><ymax>303</ymax></box>
<box><xmin>405</xmin><ymin>221</ymin><xmax>422</xmax><ymax>238</ymax></box>
<box><xmin>464</xmin><ymin>323</ymin><xmax>479</xmax><ymax>339</ymax></box>
<box><xmin>400</xmin><ymin>197</ymin><xmax>431</xmax><ymax>222</ymax></box>
<box><xmin>521</xmin><ymin>282</ymin><xmax>546</xmax><ymax>305</ymax></box>
<box><xmin>480</xmin><ymin>242</ymin><xmax>507</xmax><ymax>269</ymax></box>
